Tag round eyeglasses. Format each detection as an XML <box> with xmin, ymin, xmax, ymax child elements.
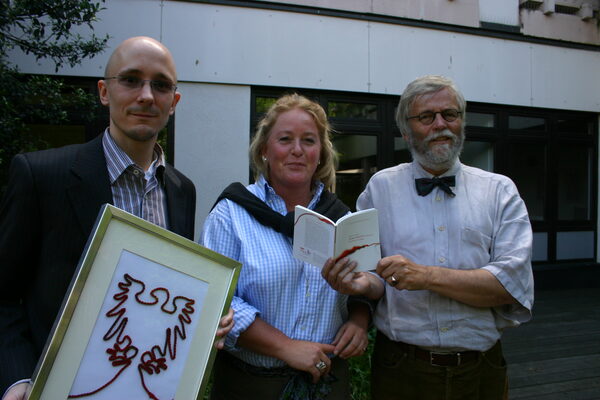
<box><xmin>406</xmin><ymin>109</ymin><xmax>462</xmax><ymax>125</ymax></box>
<box><xmin>105</xmin><ymin>75</ymin><xmax>177</xmax><ymax>94</ymax></box>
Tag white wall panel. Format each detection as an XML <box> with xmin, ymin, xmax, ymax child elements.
<box><xmin>479</xmin><ymin>0</ymin><xmax>520</xmax><ymax>26</ymax></box>
<box><xmin>174</xmin><ymin>83</ymin><xmax>251</xmax><ymax>238</ymax></box>
<box><xmin>530</xmin><ymin>45</ymin><xmax>600</xmax><ymax>111</ymax></box>
<box><xmin>368</xmin><ymin>24</ymin><xmax>534</xmax><ymax>106</ymax></box>
<box><xmin>9</xmin><ymin>1</ymin><xmax>599</xmax><ymax>111</ymax></box>
<box><xmin>162</xmin><ymin>2</ymin><xmax>370</xmax><ymax>92</ymax></box>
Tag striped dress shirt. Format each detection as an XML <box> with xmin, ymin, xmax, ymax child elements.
<box><xmin>102</xmin><ymin>130</ymin><xmax>168</xmax><ymax>229</ymax></box>
<box><xmin>201</xmin><ymin>176</ymin><xmax>349</xmax><ymax>368</ymax></box>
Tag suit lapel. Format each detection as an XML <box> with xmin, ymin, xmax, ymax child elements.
<box><xmin>164</xmin><ymin>165</ymin><xmax>187</xmax><ymax>236</ymax></box>
<box><xmin>66</xmin><ymin>135</ymin><xmax>113</xmax><ymax>236</ymax></box>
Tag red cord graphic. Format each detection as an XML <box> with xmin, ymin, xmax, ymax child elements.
<box><xmin>68</xmin><ymin>273</ymin><xmax>196</xmax><ymax>399</ymax></box>
<box><xmin>335</xmin><ymin>243</ymin><xmax>380</xmax><ymax>263</ymax></box>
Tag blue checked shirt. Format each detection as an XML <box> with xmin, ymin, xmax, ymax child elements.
<box><xmin>201</xmin><ymin>176</ymin><xmax>349</xmax><ymax>368</ymax></box>
<box><xmin>102</xmin><ymin>129</ymin><xmax>168</xmax><ymax>229</ymax></box>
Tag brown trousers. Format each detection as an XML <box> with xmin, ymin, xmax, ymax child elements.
<box><xmin>371</xmin><ymin>331</ymin><xmax>508</xmax><ymax>400</ymax></box>
<box><xmin>209</xmin><ymin>351</ymin><xmax>350</xmax><ymax>400</ymax></box>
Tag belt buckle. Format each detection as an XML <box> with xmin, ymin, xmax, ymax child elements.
<box><xmin>430</xmin><ymin>352</ymin><xmax>461</xmax><ymax>367</ymax></box>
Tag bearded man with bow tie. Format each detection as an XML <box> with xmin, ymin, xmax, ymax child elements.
<box><xmin>322</xmin><ymin>75</ymin><xmax>534</xmax><ymax>400</ymax></box>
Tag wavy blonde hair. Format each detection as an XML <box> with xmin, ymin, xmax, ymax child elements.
<box><xmin>249</xmin><ymin>93</ymin><xmax>338</xmax><ymax>191</ymax></box>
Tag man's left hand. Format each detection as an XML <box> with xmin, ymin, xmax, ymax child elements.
<box><xmin>376</xmin><ymin>255</ymin><xmax>431</xmax><ymax>291</ymax></box>
<box><xmin>332</xmin><ymin>320</ymin><xmax>369</xmax><ymax>359</ymax></box>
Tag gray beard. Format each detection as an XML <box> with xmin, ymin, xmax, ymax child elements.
<box><xmin>407</xmin><ymin>129</ymin><xmax>464</xmax><ymax>173</ymax></box>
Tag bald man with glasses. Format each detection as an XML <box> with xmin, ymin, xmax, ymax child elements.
<box><xmin>323</xmin><ymin>75</ymin><xmax>534</xmax><ymax>400</ymax></box>
<box><xmin>0</xmin><ymin>36</ymin><xmax>233</xmax><ymax>400</ymax></box>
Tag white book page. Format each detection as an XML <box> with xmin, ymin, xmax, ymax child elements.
<box><xmin>334</xmin><ymin>208</ymin><xmax>381</xmax><ymax>272</ymax></box>
<box><xmin>293</xmin><ymin>206</ymin><xmax>335</xmax><ymax>267</ymax></box>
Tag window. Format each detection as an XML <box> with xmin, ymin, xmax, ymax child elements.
<box><xmin>328</xmin><ymin>101</ymin><xmax>378</xmax><ymax>120</ymax></box>
<box><xmin>252</xmin><ymin>88</ymin><xmax>598</xmax><ymax>265</ymax></box>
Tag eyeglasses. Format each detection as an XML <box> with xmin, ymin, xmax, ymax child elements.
<box><xmin>406</xmin><ymin>109</ymin><xmax>462</xmax><ymax>125</ymax></box>
<box><xmin>105</xmin><ymin>75</ymin><xmax>177</xmax><ymax>94</ymax></box>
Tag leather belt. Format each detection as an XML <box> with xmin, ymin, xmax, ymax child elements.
<box><xmin>378</xmin><ymin>331</ymin><xmax>482</xmax><ymax>367</ymax></box>
<box><xmin>413</xmin><ymin>347</ymin><xmax>479</xmax><ymax>367</ymax></box>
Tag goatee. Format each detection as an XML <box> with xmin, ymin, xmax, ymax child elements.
<box><xmin>408</xmin><ymin>129</ymin><xmax>464</xmax><ymax>173</ymax></box>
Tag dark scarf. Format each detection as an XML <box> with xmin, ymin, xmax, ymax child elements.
<box><xmin>212</xmin><ymin>182</ymin><xmax>350</xmax><ymax>238</ymax></box>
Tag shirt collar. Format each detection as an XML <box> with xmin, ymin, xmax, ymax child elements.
<box><xmin>102</xmin><ymin>129</ymin><xmax>166</xmax><ymax>184</ymax></box>
<box><xmin>412</xmin><ymin>159</ymin><xmax>461</xmax><ymax>179</ymax></box>
<box><xmin>257</xmin><ymin>175</ymin><xmax>325</xmax><ymax>210</ymax></box>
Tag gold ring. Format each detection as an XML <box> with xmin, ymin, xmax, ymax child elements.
<box><xmin>390</xmin><ymin>275</ymin><xmax>398</xmax><ymax>285</ymax></box>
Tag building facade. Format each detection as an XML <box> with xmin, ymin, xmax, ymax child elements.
<box><xmin>11</xmin><ymin>0</ymin><xmax>600</xmax><ymax>281</ymax></box>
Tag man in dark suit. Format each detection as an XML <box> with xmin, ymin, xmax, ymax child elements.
<box><xmin>0</xmin><ymin>36</ymin><xmax>232</xmax><ymax>399</ymax></box>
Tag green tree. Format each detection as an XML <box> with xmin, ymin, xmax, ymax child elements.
<box><xmin>0</xmin><ymin>0</ymin><xmax>109</xmax><ymax>191</ymax></box>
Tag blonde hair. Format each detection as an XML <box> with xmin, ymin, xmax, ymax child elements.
<box><xmin>249</xmin><ymin>93</ymin><xmax>338</xmax><ymax>191</ymax></box>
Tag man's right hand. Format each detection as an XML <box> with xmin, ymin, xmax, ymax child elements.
<box><xmin>2</xmin><ymin>382</ymin><xmax>28</xmax><ymax>400</ymax></box>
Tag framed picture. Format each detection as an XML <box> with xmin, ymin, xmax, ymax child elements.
<box><xmin>28</xmin><ymin>204</ymin><xmax>241</xmax><ymax>400</ymax></box>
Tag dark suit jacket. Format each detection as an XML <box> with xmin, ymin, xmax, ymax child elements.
<box><xmin>0</xmin><ymin>135</ymin><xmax>196</xmax><ymax>392</ymax></box>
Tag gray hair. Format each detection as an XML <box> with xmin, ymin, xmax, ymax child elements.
<box><xmin>395</xmin><ymin>75</ymin><xmax>466</xmax><ymax>137</ymax></box>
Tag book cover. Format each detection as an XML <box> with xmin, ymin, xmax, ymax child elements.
<box><xmin>292</xmin><ymin>206</ymin><xmax>381</xmax><ymax>272</ymax></box>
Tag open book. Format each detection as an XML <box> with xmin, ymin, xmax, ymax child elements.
<box><xmin>292</xmin><ymin>205</ymin><xmax>381</xmax><ymax>272</ymax></box>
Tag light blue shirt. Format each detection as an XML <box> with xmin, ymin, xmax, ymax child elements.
<box><xmin>358</xmin><ymin>160</ymin><xmax>534</xmax><ymax>352</ymax></box>
<box><xmin>201</xmin><ymin>176</ymin><xmax>348</xmax><ymax>368</ymax></box>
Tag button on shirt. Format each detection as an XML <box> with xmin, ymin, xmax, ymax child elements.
<box><xmin>201</xmin><ymin>176</ymin><xmax>348</xmax><ymax>368</ymax></box>
<box><xmin>357</xmin><ymin>161</ymin><xmax>534</xmax><ymax>352</ymax></box>
<box><xmin>102</xmin><ymin>130</ymin><xmax>168</xmax><ymax>229</ymax></box>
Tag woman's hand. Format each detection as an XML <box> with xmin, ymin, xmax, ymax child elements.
<box><xmin>322</xmin><ymin>257</ymin><xmax>369</xmax><ymax>295</ymax></box>
<box><xmin>277</xmin><ymin>340</ymin><xmax>336</xmax><ymax>383</ymax></box>
<box><xmin>322</xmin><ymin>257</ymin><xmax>384</xmax><ymax>300</ymax></box>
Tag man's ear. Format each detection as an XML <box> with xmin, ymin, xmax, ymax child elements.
<box><xmin>169</xmin><ymin>91</ymin><xmax>182</xmax><ymax>116</ymax></box>
<box><xmin>98</xmin><ymin>79</ymin><xmax>109</xmax><ymax>106</ymax></box>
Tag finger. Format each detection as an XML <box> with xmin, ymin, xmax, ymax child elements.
<box><xmin>322</xmin><ymin>258</ymin><xmax>335</xmax><ymax>277</ymax></box>
<box><xmin>387</xmin><ymin>273</ymin><xmax>399</xmax><ymax>287</ymax></box>
<box><xmin>377</xmin><ymin>260</ymin><xmax>400</xmax><ymax>283</ymax></box>
<box><xmin>332</xmin><ymin>325</ymin><xmax>344</xmax><ymax>346</ymax></box>
<box><xmin>337</xmin><ymin>332</ymin><xmax>363</xmax><ymax>359</ymax></box>
<box><xmin>216</xmin><ymin>323</ymin><xmax>232</xmax><ymax>337</ymax></box>
<box><xmin>309</xmin><ymin>366</ymin><xmax>321</xmax><ymax>383</ymax></box>
<box><xmin>375</xmin><ymin>257</ymin><xmax>393</xmax><ymax>275</ymax></box>
<box><xmin>332</xmin><ymin>327</ymin><xmax>353</xmax><ymax>356</ymax></box>
<box><xmin>349</xmin><ymin>337</ymin><xmax>369</xmax><ymax>358</ymax></box>
<box><xmin>329</xmin><ymin>257</ymin><xmax>352</xmax><ymax>283</ymax></box>
<box><xmin>218</xmin><ymin>309</ymin><xmax>234</xmax><ymax>328</ymax></box>
<box><xmin>317</xmin><ymin>356</ymin><xmax>332</xmax><ymax>376</ymax></box>
<box><xmin>341</xmin><ymin>259</ymin><xmax>358</xmax><ymax>274</ymax></box>
<box><xmin>311</xmin><ymin>355</ymin><xmax>330</xmax><ymax>381</ymax></box>
<box><xmin>322</xmin><ymin>258</ymin><xmax>343</xmax><ymax>287</ymax></box>
<box><xmin>335</xmin><ymin>260</ymin><xmax>359</xmax><ymax>288</ymax></box>
<box><xmin>318</xmin><ymin>343</ymin><xmax>337</xmax><ymax>355</ymax></box>
<box><xmin>214</xmin><ymin>337</ymin><xmax>225</xmax><ymax>350</ymax></box>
